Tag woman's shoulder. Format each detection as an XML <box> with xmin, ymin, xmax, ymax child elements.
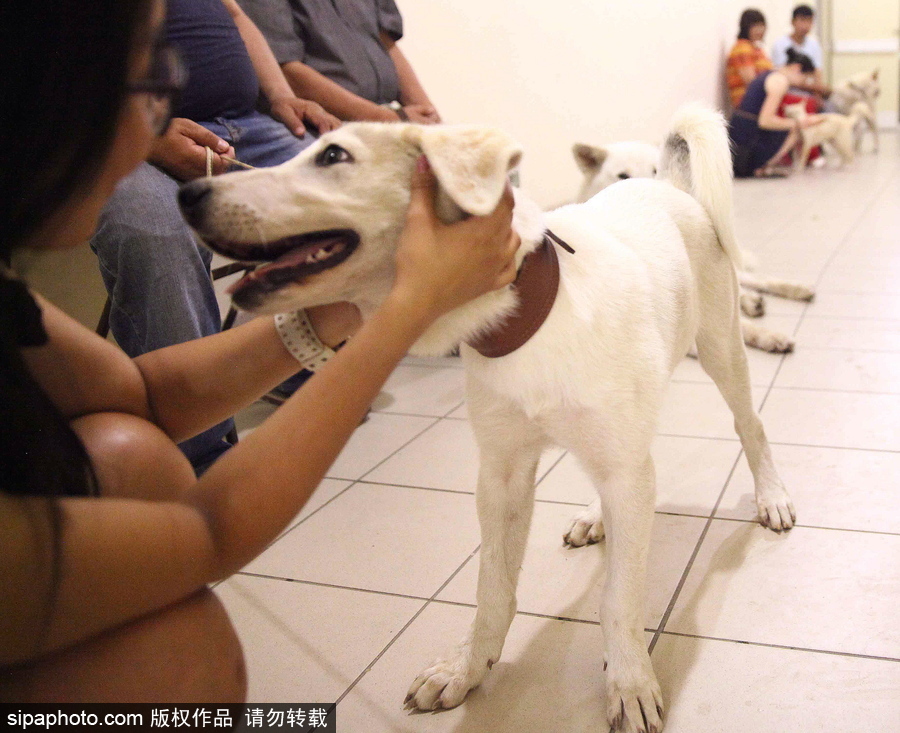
<box><xmin>763</xmin><ymin>70</ymin><xmax>788</xmax><ymax>91</ymax></box>
<box><xmin>728</xmin><ymin>39</ymin><xmax>754</xmax><ymax>57</ymax></box>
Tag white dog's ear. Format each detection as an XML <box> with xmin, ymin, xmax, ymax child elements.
<box><xmin>412</xmin><ymin>126</ymin><xmax>523</xmax><ymax>216</ymax></box>
<box><xmin>572</xmin><ymin>144</ymin><xmax>608</xmax><ymax>174</ymax></box>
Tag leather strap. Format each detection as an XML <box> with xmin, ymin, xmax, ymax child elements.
<box><xmin>465</xmin><ymin>231</ymin><xmax>571</xmax><ymax>358</ymax></box>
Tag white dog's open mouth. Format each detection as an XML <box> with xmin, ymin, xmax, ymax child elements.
<box><xmin>204</xmin><ymin>229</ymin><xmax>360</xmax><ymax>299</ymax></box>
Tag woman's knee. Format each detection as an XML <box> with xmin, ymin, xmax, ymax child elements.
<box><xmin>71</xmin><ymin>412</ymin><xmax>196</xmax><ymax>501</ymax></box>
<box><xmin>0</xmin><ymin>589</ymin><xmax>246</xmax><ymax>703</ymax></box>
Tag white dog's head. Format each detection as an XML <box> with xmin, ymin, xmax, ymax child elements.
<box><xmin>179</xmin><ymin>123</ymin><xmax>523</xmax><ymax>315</ymax></box>
<box><xmin>572</xmin><ymin>141</ymin><xmax>660</xmax><ymax>203</ymax></box>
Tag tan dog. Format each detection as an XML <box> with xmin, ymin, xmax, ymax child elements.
<box><xmin>783</xmin><ymin>101</ymin><xmax>873</xmax><ymax>171</ymax></box>
<box><xmin>829</xmin><ymin>68</ymin><xmax>880</xmax><ymax>152</ymax></box>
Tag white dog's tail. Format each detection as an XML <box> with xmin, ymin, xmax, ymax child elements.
<box><xmin>659</xmin><ymin>103</ymin><xmax>741</xmax><ymax>270</ymax></box>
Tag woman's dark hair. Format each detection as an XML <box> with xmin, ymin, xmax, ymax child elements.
<box><xmin>785</xmin><ymin>47</ymin><xmax>816</xmax><ymax>73</ymax></box>
<box><xmin>738</xmin><ymin>9</ymin><xmax>766</xmax><ymax>40</ymax></box>
<box><xmin>0</xmin><ymin>0</ymin><xmax>153</xmax><ymax>497</ymax></box>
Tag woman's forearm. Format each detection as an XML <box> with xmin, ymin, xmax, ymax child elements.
<box><xmin>187</xmin><ymin>292</ymin><xmax>432</xmax><ymax>578</ymax></box>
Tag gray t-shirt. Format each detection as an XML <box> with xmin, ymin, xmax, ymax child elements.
<box><xmin>238</xmin><ymin>0</ymin><xmax>404</xmax><ymax>104</ymax></box>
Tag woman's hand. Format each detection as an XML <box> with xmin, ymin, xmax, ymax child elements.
<box><xmin>389</xmin><ymin>157</ymin><xmax>520</xmax><ymax>322</ymax></box>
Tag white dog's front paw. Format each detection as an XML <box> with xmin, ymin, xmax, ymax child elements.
<box><xmin>606</xmin><ymin>660</ymin><xmax>664</xmax><ymax>733</ymax></box>
<box><xmin>740</xmin><ymin>292</ymin><xmax>765</xmax><ymax>318</ymax></box>
<box><xmin>405</xmin><ymin>648</ymin><xmax>492</xmax><ymax>711</ymax></box>
<box><xmin>756</xmin><ymin>487</ymin><xmax>796</xmax><ymax>532</ymax></box>
<box><xmin>564</xmin><ymin>500</ymin><xmax>605</xmax><ymax>547</ymax></box>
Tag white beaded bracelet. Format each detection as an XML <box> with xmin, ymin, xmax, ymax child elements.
<box><xmin>274</xmin><ymin>310</ymin><xmax>336</xmax><ymax>372</ymax></box>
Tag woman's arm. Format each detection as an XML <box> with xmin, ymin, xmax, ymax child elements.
<box><xmin>2</xmin><ymin>162</ymin><xmax>518</xmax><ymax>665</ymax></box>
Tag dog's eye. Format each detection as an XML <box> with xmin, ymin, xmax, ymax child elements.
<box><xmin>652</xmin><ymin>167</ymin><xmax>657</xmax><ymax>175</ymax></box>
<box><xmin>315</xmin><ymin>144</ymin><xmax>354</xmax><ymax>167</ymax></box>
<box><xmin>618</xmin><ymin>172</ymin><xmax>630</xmax><ymax>180</ymax></box>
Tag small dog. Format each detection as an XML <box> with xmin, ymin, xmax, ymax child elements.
<box><xmin>783</xmin><ymin>101</ymin><xmax>874</xmax><ymax>170</ymax></box>
<box><xmin>829</xmin><ymin>68</ymin><xmax>880</xmax><ymax>152</ymax></box>
<box><xmin>180</xmin><ymin>105</ymin><xmax>795</xmax><ymax>733</ymax></box>
<box><xmin>573</xmin><ymin>140</ymin><xmax>814</xmax><ymax>352</ymax></box>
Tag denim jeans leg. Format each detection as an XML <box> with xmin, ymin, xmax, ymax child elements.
<box><xmin>90</xmin><ymin>162</ymin><xmax>234</xmax><ymax>474</ymax></box>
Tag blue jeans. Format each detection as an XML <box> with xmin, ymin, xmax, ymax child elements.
<box><xmin>91</xmin><ymin>111</ymin><xmax>316</xmax><ymax>474</ymax></box>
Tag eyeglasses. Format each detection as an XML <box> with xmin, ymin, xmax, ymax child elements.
<box><xmin>128</xmin><ymin>42</ymin><xmax>187</xmax><ymax>136</ymax></box>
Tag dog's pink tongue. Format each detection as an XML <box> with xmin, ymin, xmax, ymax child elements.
<box><xmin>225</xmin><ymin>239</ymin><xmax>344</xmax><ymax>294</ymax></box>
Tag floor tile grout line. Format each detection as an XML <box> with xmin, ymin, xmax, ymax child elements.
<box><xmin>648</xmin><ymin>170</ymin><xmax>900</xmax><ymax>655</ymax></box>
<box><xmin>655</xmin><ymin>434</ymin><xmax>900</xmax><ymax>454</ymax></box>
<box><xmin>655</xmin><ymin>629</ymin><xmax>900</xmax><ymax>664</ymax></box>
<box><xmin>332</xmin><ymin>543</ymin><xmax>483</xmax><ymax>708</ymax></box>
<box><xmin>354</xmin><ymin>416</ymin><xmax>444</xmax><ymax>484</ymax></box>
<box><xmin>755</xmin><ymin>173</ymin><xmax>899</xmax><ymax>409</ymax></box>
<box><xmin>648</xmin><ymin>444</ymin><xmax>746</xmax><ymax>655</ymax></box>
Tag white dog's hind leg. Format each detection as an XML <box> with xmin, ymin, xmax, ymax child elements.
<box><xmin>741</xmin><ymin>319</ymin><xmax>795</xmax><ymax>353</ymax></box>
<box><xmin>564</xmin><ymin>497</ymin><xmax>605</xmax><ymax>546</ymax></box>
<box><xmin>406</xmin><ymin>400</ymin><xmax>543</xmax><ymax>711</ymax></box>
<box><xmin>698</xmin><ymin>272</ymin><xmax>796</xmax><ymax>530</ymax></box>
<box><xmin>738</xmin><ymin>272</ymin><xmax>815</xmax><ymax>302</ymax></box>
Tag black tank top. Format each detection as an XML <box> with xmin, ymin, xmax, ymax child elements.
<box><xmin>166</xmin><ymin>0</ymin><xmax>260</xmax><ymax>121</ymax></box>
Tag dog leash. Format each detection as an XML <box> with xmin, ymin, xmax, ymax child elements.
<box><xmin>205</xmin><ymin>145</ymin><xmax>256</xmax><ymax>177</ymax></box>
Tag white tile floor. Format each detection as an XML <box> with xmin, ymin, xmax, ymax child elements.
<box><xmin>218</xmin><ymin>132</ymin><xmax>900</xmax><ymax>732</ymax></box>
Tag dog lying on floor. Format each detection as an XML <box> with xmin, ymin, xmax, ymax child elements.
<box><xmin>829</xmin><ymin>68</ymin><xmax>880</xmax><ymax>153</ymax></box>
<box><xmin>573</xmin><ymin>139</ymin><xmax>816</xmax><ymax>352</ymax></box>
<box><xmin>783</xmin><ymin>100</ymin><xmax>875</xmax><ymax>171</ymax></box>
<box><xmin>179</xmin><ymin>104</ymin><xmax>795</xmax><ymax>733</ymax></box>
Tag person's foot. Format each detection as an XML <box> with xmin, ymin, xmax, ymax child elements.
<box><xmin>753</xmin><ymin>166</ymin><xmax>790</xmax><ymax>178</ymax></box>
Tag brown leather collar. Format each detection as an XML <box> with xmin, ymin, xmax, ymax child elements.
<box><xmin>465</xmin><ymin>231</ymin><xmax>574</xmax><ymax>358</ymax></box>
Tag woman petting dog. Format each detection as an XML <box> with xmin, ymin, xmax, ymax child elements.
<box><xmin>0</xmin><ymin>0</ymin><xmax>519</xmax><ymax>702</ymax></box>
<box><xmin>729</xmin><ymin>48</ymin><xmax>826</xmax><ymax>178</ymax></box>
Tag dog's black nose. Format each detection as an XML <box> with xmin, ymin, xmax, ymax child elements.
<box><xmin>178</xmin><ymin>180</ymin><xmax>212</xmax><ymax>226</ymax></box>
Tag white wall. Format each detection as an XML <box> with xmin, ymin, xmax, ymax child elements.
<box><xmin>395</xmin><ymin>0</ymin><xmax>806</xmax><ymax>207</ymax></box>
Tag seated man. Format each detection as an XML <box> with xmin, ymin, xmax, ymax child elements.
<box><xmin>237</xmin><ymin>0</ymin><xmax>441</xmax><ymax>123</ymax></box>
<box><xmin>91</xmin><ymin>0</ymin><xmax>347</xmax><ymax>475</ymax></box>
<box><xmin>771</xmin><ymin>4</ymin><xmax>831</xmax><ymax>106</ymax></box>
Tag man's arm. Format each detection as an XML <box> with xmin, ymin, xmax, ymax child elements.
<box><xmin>380</xmin><ymin>33</ymin><xmax>441</xmax><ymax>123</ymax></box>
<box><xmin>220</xmin><ymin>0</ymin><xmax>339</xmax><ymax>134</ymax></box>
<box><xmin>281</xmin><ymin>61</ymin><xmax>400</xmax><ymax>122</ymax></box>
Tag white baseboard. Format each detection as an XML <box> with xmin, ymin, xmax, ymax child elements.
<box><xmin>833</xmin><ymin>38</ymin><xmax>899</xmax><ymax>54</ymax></box>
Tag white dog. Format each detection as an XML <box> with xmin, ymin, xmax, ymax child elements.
<box><xmin>573</xmin><ymin>139</ymin><xmax>816</xmax><ymax>352</ymax></box>
<box><xmin>829</xmin><ymin>68</ymin><xmax>880</xmax><ymax>152</ymax></box>
<box><xmin>180</xmin><ymin>104</ymin><xmax>795</xmax><ymax>733</ymax></box>
<box><xmin>783</xmin><ymin>101</ymin><xmax>874</xmax><ymax>170</ymax></box>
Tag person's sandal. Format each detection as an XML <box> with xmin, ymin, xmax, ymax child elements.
<box><xmin>754</xmin><ymin>166</ymin><xmax>790</xmax><ymax>178</ymax></box>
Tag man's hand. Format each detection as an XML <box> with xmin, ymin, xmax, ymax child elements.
<box><xmin>148</xmin><ymin>119</ymin><xmax>236</xmax><ymax>181</ymax></box>
<box><xmin>403</xmin><ymin>104</ymin><xmax>441</xmax><ymax>124</ymax></box>
<box><xmin>270</xmin><ymin>97</ymin><xmax>341</xmax><ymax>137</ymax></box>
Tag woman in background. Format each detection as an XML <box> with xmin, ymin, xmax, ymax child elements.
<box><xmin>726</xmin><ymin>9</ymin><xmax>773</xmax><ymax>109</ymax></box>
<box><xmin>729</xmin><ymin>48</ymin><xmax>824</xmax><ymax>178</ymax></box>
